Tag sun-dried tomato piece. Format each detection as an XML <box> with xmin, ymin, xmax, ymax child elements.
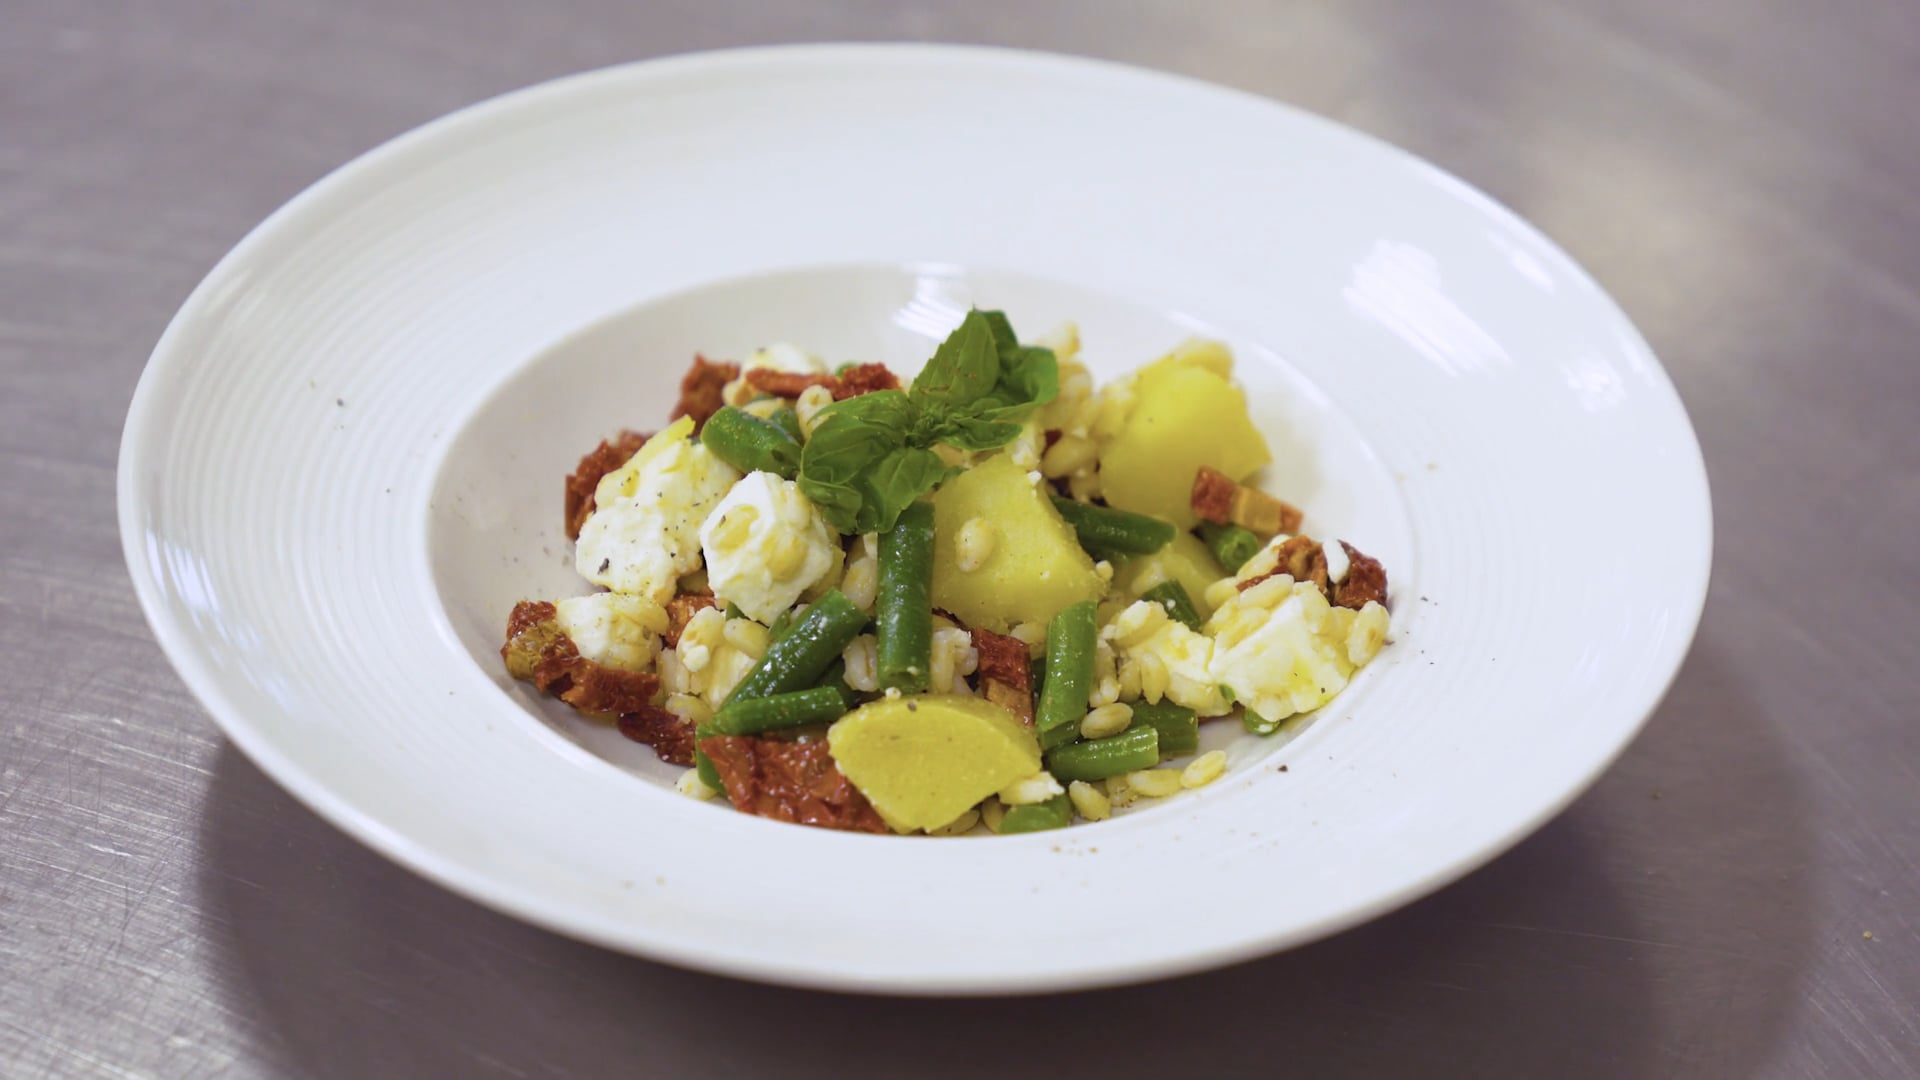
<box><xmin>744</xmin><ymin>368</ymin><xmax>838</xmax><ymax>398</ymax></box>
<box><xmin>501</xmin><ymin>600</ymin><xmax>661</xmax><ymax>716</ymax></box>
<box><xmin>670</xmin><ymin>354</ymin><xmax>740</xmax><ymax>431</ymax></box>
<box><xmin>1331</xmin><ymin>541</ymin><xmax>1389</xmax><ymax>610</ymax></box>
<box><xmin>547</xmin><ymin>661</ymin><xmax>659</xmax><ymax>716</ymax></box>
<box><xmin>1191</xmin><ymin>466</ymin><xmax>1304</xmax><ymax>535</ymax></box>
<box><xmin>1237</xmin><ymin>536</ymin><xmax>1328</xmax><ymax>594</ymax></box>
<box><xmin>700</xmin><ymin>736</ymin><xmax>890</xmax><ymax>833</ymax></box>
<box><xmin>1236</xmin><ymin>538</ymin><xmax>1388</xmax><ymax>611</ymax></box>
<box><xmin>1191</xmin><ymin>467</ymin><xmax>1238</xmax><ymax>524</ymax></box>
<box><xmin>831</xmin><ymin>362</ymin><xmax>902</xmax><ymax>400</ymax></box>
<box><xmin>617</xmin><ymin>704</ymin><xmax>696</xmax><ymax>766</ymax></box>
<box><xmin>664</xmin><ymin>590</ymin><xmax>718</xmax><ymax>648</ymax></box>
<box><xmin>504</xmin><ymin>600</ymin><xmax>558</xmax><ymax>646</ymax></box>
<box><xmin>971</xmin><ymin>627</ymin><xmax>1034</xmax><ymax>725</ymax></box>
<box><xmin>563</xmin><ymin>430</ymin><xmax>647</xmax><ymax>539</ymax></box>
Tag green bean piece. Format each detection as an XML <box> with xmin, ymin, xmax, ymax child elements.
<box><xmin>1242</xmin><ymin>709</ymin><xmax>1283</xmax><ymax>736</ymax></box>
<box><xmin>696</xmin><ymin>751</ymin><xmax>724</xmax><ymax>792</ymax></box>
<box><xmin>1127</xmin><ymin>701</ymin><xmax>1199</xmax><ymax>758</ymax></box>
<box><xmin>1139</xmin><ymin>580</ymin><xmax>1204</xmax><ymax>632</ymax></box>
<box><xmin>707</xmin><ymin>686</ymin><xmax>850</xmax><ymax>736</ymax></box>
<box><xmin>1198</xmin><ymin>522</ymin><xmax>1262</xmax><ymax>574</ymax></box>
<box><xmin>994</xmin><ymin>793</ymin><xmax>1073</xmax><ymax>834</ymax></box>
<box><xmin>1035</xmin><ymin>601</ymin><xmax>1097</xmax><ymax>743</ymax></box>
<box><xmin>1046</xmin><ymin>725</ymin><xmax>1161</xmax><ymax>782</ymax></box>
<box><xmin>812</xmin><ymin>657</ymin><xmax>858</xmax><ymax>711</ymax></box>
<box><xmin>1040</xmin><ymin>724</ymin><xmax>1081</xmax><ymax>753</ymax></box>
<box><xmin>700</xmin><ymin>406</ymin><xmax>802</xmax><ymax>479</ymax></box>
<box><xmin>1049</xmin><ymin>496</ymin><xmax>1176</xmax><ymax>556</ymax></box>
<box><xmin>699</xmin><ymin>590</ymin><xmax>868</xmax><ymax>796</ymax></box>
<box><xmin>876</xmin><ymin>502</ymin><xmax>935</xmax><ymax>693</ymax></box>
<box><xmin>724</xmin><ymin>589</ymin><xmax>867</xmax><ymax>704</ymax></box>
<box><xmin>769</xmin><ymin>406</ymin><xmax>805</xmax><ymax>444</ymax></box>
<box><xmin>725</xmin><ymin>602</ymin><xmax>747</xmax><ymax>620</ymax></box>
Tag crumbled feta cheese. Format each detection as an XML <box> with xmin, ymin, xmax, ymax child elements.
<box><xmin>998</xmin><ymin>771</ymin><xmax>1066</xmax><ymax>806</ymax></box>
<box><xmin>1324</xmin><ymin>538</ymin><xmax>1351</xmax><ymax>584</ymax></box>
<box><xmin>1104</xmin><ymin>600</ymin><xmax>1229</xmax><ymax>716</ymax></box>
<box><xmin>698</xmin><ymin>471</ymin><xmax>839</xmax><ymax>623</ymax></box>
<box><xmin>575</xmin><ymin>417</ymin><xmax>740</xmax><ymax>603</ymax></box>
<box><xmin>552</xmin><ymin>592</ymin><xmax>667</xmax><ymax>672</ymax></box>
<box><xmin>1206</xmin><ymin>578</ymin><xmax>1359</xmax><ymax>723</ymax></box>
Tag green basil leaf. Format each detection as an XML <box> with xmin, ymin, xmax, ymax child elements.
<box><xmin>979</xmin><ymin>310</ymin><xmax>1020</xmax><ymax>353</ymax></box>
<box><xmin>796</xmin><ymin>310</ymin><xmax>1057</xmax><ymax>531</ymax></box>
<box><xmin>932</xmin><ymin>413</ymin><xmax>1024</xmax><ymax>451</ymax></box>
<box><xmin>853</xmin><ymin>448</ymin><xmax>954</xmax><ymax>533</ymax></box>
<box><xmin>965</xmin><ymin>310</ymin><xmax>1061</xmax><ymax>421</ymax></box>
<box><xmin>796</xmin><ymin>470</ymin><xmax>863</xmax><ymax>532</ymax></box>
<box><xmin>998</xmin><ymin>345</ymin><xmax>1060</xmax><ymax>411</ymax></box>
<box><xmin>798</xmin><ymin>390</ymin><xmax>916</xmax><ymax>531</ymax></box>
<box><xmin>910</xmin><ymin>310</ymin><xmax>999</xmax><ymax>409</ymax></box>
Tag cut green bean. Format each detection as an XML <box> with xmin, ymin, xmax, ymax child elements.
<box><xmin>1127</xmin><ymin>701</ymin><xmax>1199</xmax><ymax>758</ymax></box>
<box><xmin>724</xmin><ymin>589</ymin><xmax>867</xmax><ymax>704</ymax></box>
<box><xmin>700</xmin><ymin>405</ymin><xmax>802</xmax><ymax>479</ymax></box>
<box><xmin>1036</xmin><ymin>601</ymin><xmax>1097</xmax><ymax>745</ymax></box>
<box><xmin>1198</xmin><ymin>522</ymin><xmax>1263</xmax><ymax>574</ymax></box>
<box><xmin>698</xmin><ymin>589</ymin><xmax>868</xmax><ymax>792</ymax></box>
<box><xmin>1046</xmin><ymin>725</ymin><xmax>1160</xmax><ymax>782</ymax></box>
<box><xmin>994</xmin><ymin>793</ymin><xmax>1073</xmax><ymax>834</ymax></box>
<box><xmin>707</xmin><ymin>685</ymin><xmax>849</xmax><ymax>736</ymax></box>
<box><xmin>1050</xmin><ymin>496</ymin><xmax>1176</xmax><ymax>556</ymax></box>
<box><xmin>769</xmin><ymin>406</ymin><xmax>804</xmax><ymax>444</ymax></box>
<box><xmin>876</xmin><ymin>501</ymin><xmax>935</xmax><ymax>693</ymax></box>
<box><xmin>812</xmin><ymin>657</ymin><xmax>858</xmax><ymax>711</ymax></box>
<box><xmin>697</xmin><ymin>753</ymin><xmax>724</xmax><ymax>792</ymax></box>
<box><xmin>1139</xmin><ymin>580</ymin><xmax>1203</xmax><ymax>632</ymax></box>
<box><xmin>1242</xmin><ymin>709</ymin><xmax>1282</xmax><ymax>736</ymax></box>
<box><xmin>1040</xmin><ymin>723</ymin><xmax>1080</xmax><ymax>753</ymax></box>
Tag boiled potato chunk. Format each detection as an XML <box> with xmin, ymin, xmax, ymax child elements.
<box><xmin>1099</xmin><ymin>364</ymin><xmax>1270</xmax><ymax>529</ymax></box>
<box><xmin>827</xmin><ymin>694</ymin><xmax>1042</xmax><ymax>831</ymax></box>
<box><xmin>1153</xmin><ymin>337</ymin><xmax>1235</xmax><ymax>379</ymax></box>
<box><xmin>931</xmin><ymin>453</ymin><xmax>1103</xmax><ymax>632</ymax></box>
<box><xmin>1115</xmin><ymin>531</ymin><xmax>1229</xmax><ymax>619</ymax></box>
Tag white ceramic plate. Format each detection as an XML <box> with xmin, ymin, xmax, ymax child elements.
<box><xmin>119</xmin><ymin>44</ymin><xmax>1710</xmax><ymax>994</ymax></box>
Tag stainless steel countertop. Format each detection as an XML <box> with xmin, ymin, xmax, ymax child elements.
<box><xmin>4</xmin><ymin>2</ymin><xmax>1916</xmax><ymax>1076</ymax></box>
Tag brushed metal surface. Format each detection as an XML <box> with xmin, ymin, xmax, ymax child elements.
<box><xmin>3</xmin><ymin>1</ymin><xmax>1916</xmax><ymax>1075</ymax></box>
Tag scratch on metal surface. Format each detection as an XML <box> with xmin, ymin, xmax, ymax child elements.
<box><xmin>1479</xmin><ymin>921</ymin><xmax>1747</xmax><ymax>957</ymax></box>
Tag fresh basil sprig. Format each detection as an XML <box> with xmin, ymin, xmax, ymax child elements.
<box><xmin>798</xmin><ymin>309</ymin><xmax>1058</xmax><ymax>533</ymax></box>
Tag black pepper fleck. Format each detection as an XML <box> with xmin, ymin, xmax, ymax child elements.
<box><xmin>906</xmin><ymin>701</ymin><xmax>918</xmax><ymax>712</ymax></box>
<box><xmin>336</xmin><ymin>397</ymin><xmax>345</xmax><ymax>407</ymax></box>
<box><xmin>598</xmin><ymin>558</ymin><xmax>611</xmax><ymax>574</ymax></box>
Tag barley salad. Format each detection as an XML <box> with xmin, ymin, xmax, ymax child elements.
<box><xmin>501</xmin><ymin>311</ymin><xmax>1391</xmax><ymax>835</ymax></box>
